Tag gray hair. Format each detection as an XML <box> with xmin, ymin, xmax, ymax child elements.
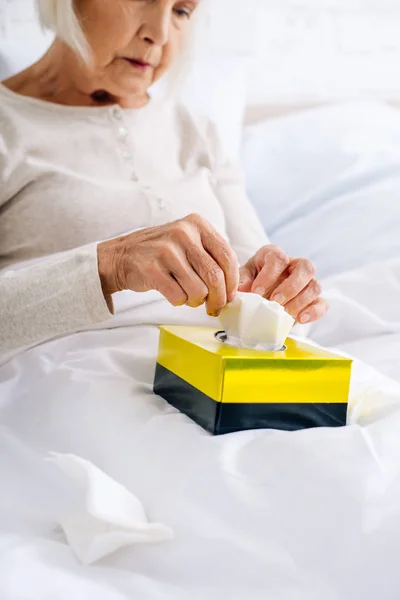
<box><xmin>36</xmin><ymin>0</ymin><xmax>208</xmax><ymax>94</ymax></box>
<box><xmin>37</xmin><ymin>0</ymin><xmax>90</xmax><ymax>62</ymax></box>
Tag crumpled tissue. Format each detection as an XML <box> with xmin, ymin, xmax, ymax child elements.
<box><xmin>219</xmin><ymin>292</ymin><xmax>295</xmax><ymax>351</ymax></box>
<box><xmin>48</xmin><ymin>453</ymin><xmax>173</xmax><ymax>564</ymax></box>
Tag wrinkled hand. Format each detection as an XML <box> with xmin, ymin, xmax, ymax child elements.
<box><xmin>98</xmin><ymin>214</ymin><xmax>239</xmax><ymax>316</ymax></box>
<box><xmin>239</xmin><ymin>245</ymin><xmax>328</xmax><ymax>324</ymax></box>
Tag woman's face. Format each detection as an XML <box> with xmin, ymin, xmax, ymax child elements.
<box><xmin>76</xmin><ymin>0</ymin><xmax>199</xmax><ymax>98</ymax></box>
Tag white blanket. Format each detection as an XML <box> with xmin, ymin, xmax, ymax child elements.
<box><xmin>1</xmin><ymin>258</ymin><xmax>400</xmax><ymax>600</ymax></box>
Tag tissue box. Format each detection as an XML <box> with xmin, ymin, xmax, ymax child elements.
<box><xmin>154</xmin><ymin>326</ymin><xmax>352</xmax><ymax>435</ymax></box>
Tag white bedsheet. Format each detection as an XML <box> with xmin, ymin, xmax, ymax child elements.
<box><xmin>1</xmin><ymin>258</ymin><xmax>400</xmax><ymax>600</ymax></box>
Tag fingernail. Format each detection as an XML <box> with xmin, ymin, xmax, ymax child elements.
<box><xmin>227</xmin><ymin>292</ymin><xmax>236</xmax><ymax>303</ymax></box>
<box><xmin>273</xmin><ymin>294</ymin><xmax>285</xmax><ymax>305</ymax></box>
<box><xmin>300</xmin><ymin>313</ymin><xmax>311</xmax><ymax>324</ymax></box>
<box><xmin>254</xmin><ymin>287</ymin><xmax>265</xmax><ymax>297</ymax></box>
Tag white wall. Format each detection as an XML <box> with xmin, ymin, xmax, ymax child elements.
<box><xmin>0</xmin><ymin>0</ymin><xmax>53</xmax><ymax>75</ymax></box>
<box><xmin>247</xmin><ymin>0</ymin><xmax>400</xmax><ymax>105</ymax></box>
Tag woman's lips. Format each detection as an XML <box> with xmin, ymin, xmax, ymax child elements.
<box><xmin>124</xmin><ymin>58</ymin><xmax>152</xmax><ymax>71</ymax></box>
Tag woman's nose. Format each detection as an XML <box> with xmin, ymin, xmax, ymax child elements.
<box><xmin>140</xmin><ymin>6</ymin><xmax>170</xmax><ymax>46</ymax></box>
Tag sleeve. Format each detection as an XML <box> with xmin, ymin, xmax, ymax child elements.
<box><xmin>205</xmin><ymin>120</ymin><xmax>271</xmax><ymax>266</ymax></box>
<box><xmin>0</xmin><ymin>243</ymin><xmax>113</xmax><ymax>355</ymax></box>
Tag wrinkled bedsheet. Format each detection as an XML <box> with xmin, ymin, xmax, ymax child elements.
<box><xmin>1</xmin><ymin>258</ymin><xmax>400</xmax><ymax>600</ymax></box>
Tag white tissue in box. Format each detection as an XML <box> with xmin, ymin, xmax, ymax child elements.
<box><xmin>219</xmin><ymin>292</ymin><xmax>295</xmax><ymax>351</ymax></box>
<box><xmin>48</xmin><ymin>453</ymin><xmax>173</xmax><ymax>564</ymax></box>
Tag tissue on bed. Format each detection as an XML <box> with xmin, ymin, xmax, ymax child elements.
<box><xmin>219</xmin><ymin>292</ymin><xmax>295</xmax><ymax>351</ymax></box>
<box><xmin>48</xmin><ymin>453</ymin><xmax>173</xmax><ymax>565</ymax></box>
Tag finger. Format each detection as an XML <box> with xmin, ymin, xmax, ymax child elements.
<box><xmin>197</xmin><ymin>219</ymin><xmax>239</xmax><ymax>303</ymax></box>
<box><xmin>154</xmin><ymin>271</ymin><xmax>188</xmax><ymax>307</ymax></box>
<box><xmin>297</xmin><ymin>297</ymin><xmax>329</xmax><ymax>325</ymax></box>
<box><xmin>238</xmin><ymin>265</ymin><xmax>254</xmax><ymax>293</ymax></box>
<box><xmin>250</xmin><ymin>249</ymin><xmax>290</xmax><ymax>297</ymax></box>
<box><xmin>166</xmin><ymin>248</ymin><xmax>209</xmax><ymax>308</ymax></box>
<box><xmin>187</xmin><ymin>245</ymin><xmax>227</xmax><ymax>316</ymax></box>
<box><xmin>270</xmin><ymin>258</ymin><xmax>316</xmax><ymax>305</ymax></box>
<box><xmin>283</xmin><ymin>278</ymin><xmax>322</xmax><ymax>319</ymax></box>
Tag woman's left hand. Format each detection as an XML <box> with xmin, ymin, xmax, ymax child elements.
<box><xmin>238</xmin><ymin>245</ymin><xmax>328</xmax><ymax>324</ymax></box>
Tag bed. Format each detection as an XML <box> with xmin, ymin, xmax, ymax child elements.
<box><xmin>1</xmin><ymin>253</ymin><xmax>400</xmax><ymax>600</ymax></box>
<box><xmin>2</xmin><ymin>5</ymin><xmax>400</xmax><ymax>600</ymax></box>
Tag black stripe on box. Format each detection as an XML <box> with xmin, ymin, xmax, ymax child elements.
<box><xmin>153</xmin><ymin>363</ymin><xmax>347</xmax><ymax>435</ymax></box>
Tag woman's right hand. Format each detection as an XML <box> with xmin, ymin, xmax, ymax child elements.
<box><xmin>97</xmin><ymin>214</ymin><xmax>239</xmax><ymax>316</ymax></box>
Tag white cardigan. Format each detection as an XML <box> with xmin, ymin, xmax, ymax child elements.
<box><xmin>0</xmin><ymin>84</ymin><xmax>269</xmax><ymax>354</ymax></box>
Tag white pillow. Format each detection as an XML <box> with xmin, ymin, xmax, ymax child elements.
<box><xmin>181</xmin><ymin>50</ymin><xmax>249</xmax><ymax>160</ymax></box>
<box><xmin>243</xmin><ymin>101</ymin><xmax>400</xmax><ymax>278</ymax></box>
<box><xmin>179</xmin><ymin>0</ymin><xmax>255</xmax><ymax>159</ymax></box>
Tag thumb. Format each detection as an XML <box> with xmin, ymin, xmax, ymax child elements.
<box><xmin>238</xmin><ymin>267</ymin><xmax>253</xmax><ymax>292</ymax></box>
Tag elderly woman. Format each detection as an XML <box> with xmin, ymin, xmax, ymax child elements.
<box><xmin>0</xmin><ymin>0</ymin><xmax>327</xmax><ymax>356</ymax></box>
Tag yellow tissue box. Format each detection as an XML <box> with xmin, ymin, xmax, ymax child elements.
<box><xmin>153</xmin><ymin>326</ymin><xmax>352</xmax><ymax>435</ymax></box>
